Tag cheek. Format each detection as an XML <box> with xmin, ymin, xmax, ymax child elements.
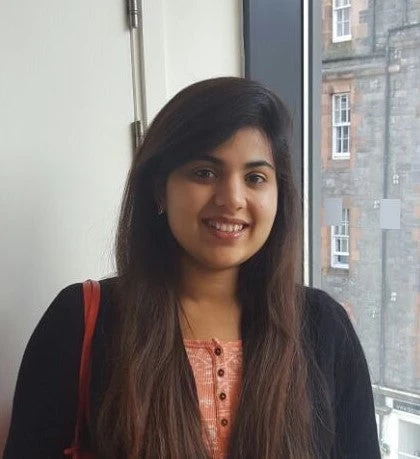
<box><xmin>166</xmin><ymin>177</ymin><xmax>190</xmax><ymax>213</ymax></box>
<box><xmin>256</xmin><ymin>190</ymin><xmax>278</xmax><ymax>225</ymax></box>
<box><xmin>166</xmin><ymin>188</ymin><xmax>191</xmax><ymax>233</ymax></box>
<box><xmin>165</xmin><ymin>180</ymin><xmax>208</xmax><ymax>239</ymax></box>
<box><xmin>166</xmin><ymin>182</ymin><xmax>203</xmax><ymax>217</ymax></box>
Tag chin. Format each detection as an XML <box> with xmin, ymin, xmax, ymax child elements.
<box><xmin>205</xmin><ymin>262</ymin><xmax>242</xmax><ymax>272</ymax></box>
<box><xmin>181</xmin><ymin>244</ymin><xmax>262</xmax><ymax>272</ymax></box>
<box><xmin>197</xmin><ymin>253</ymin><xmax>254</xmax><ymax>272</ymax></box>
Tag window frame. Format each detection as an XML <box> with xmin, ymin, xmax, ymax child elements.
<box><xmin>331</xmin><ymin>208</ymin><xmax>350</xmax><ymax>269</ymax></box>
<box><xmin>242</xmin><ymin>0</ymin><xmax>322</xmax><ymax>285</ymax></box>
<box><xmin>332</xmin><ymin>0</ymin><xmax>352</xmax><ymax>43</ymax></box>
<box><xmin>243</xmin><ymin>0</ymin><xmax>307</xmax><ymax>279</ymax></box>
<box><xmin>332</xmin><ymin>93</ymin><xmax>351</xmax><ymax>160</ymax></box>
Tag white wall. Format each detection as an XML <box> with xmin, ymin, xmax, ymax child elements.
<box><xmin>142</xmin><ymin>0</ymin><xmax>243</xmax><ymax>120</ymax></box>
<box><xmin>0</xmin><ymin>0</ymin><xmax>133</xmax><ymax>452</ymax></box>
<box><xmin>0</xmin><ymin>0</ymin><xmax>242</xmax><ymax>454</ymax></box>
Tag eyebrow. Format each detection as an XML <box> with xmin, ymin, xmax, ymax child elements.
<box><xmin>195</xmin><ymin>155</ymin><xmax>275</xmax><ymax>171</ymax></box>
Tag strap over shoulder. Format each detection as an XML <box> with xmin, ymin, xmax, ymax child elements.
<box><xmin>64</xmin><ymin>280</ymin><xmax>100</xmax><ymax>458</ymax></box>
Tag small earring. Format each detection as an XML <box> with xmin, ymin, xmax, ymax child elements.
<box><xmin>157</xmin><ymin>205</ymin><xmax>164</xmax><ymax>215</ymax></box>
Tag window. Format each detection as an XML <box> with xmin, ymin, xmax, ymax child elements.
<box><xmin>245</xmin><ymin>0</ymin><xmax>420</xmax><ymax>453</ymax></box>
<box><xmin>331</xmin><ymin>208</ymin><xmax>349</xmax><ymax>269</ymax></box>
<box><xmin>333</xmin><ymin>0</ymin><xmax>351</xmax><ymax>42</ymax></box>
<box><xmin>332</xmin><ymin>93</ymin><xmax>350</xmax><ymax>159</ymax></box>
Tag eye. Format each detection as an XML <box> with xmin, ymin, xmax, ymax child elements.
<box><xmin>193</xmin><ymin>168</ymin><xmax>216</xmax><ymax>180</ymax></box>
<box><xmin>246</xmin><ymin>173</ymin><xmax>266</xmax><ymax>185</ymax></box>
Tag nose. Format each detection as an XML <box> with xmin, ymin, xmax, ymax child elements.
<box><xmin>214</xmin><ymin>175</ymin><xmax>246</xmax><ymax>211</ymax></box>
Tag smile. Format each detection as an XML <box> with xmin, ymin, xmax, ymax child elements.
<box><xmin>206</xmin><ymin>220</ymin><xmax>244</xmax><ymax>233</ymax></box>
<box><xmin>202</xmin><ymin>218</ymin><xmax>249</xmax><ymax>240</ymax></box>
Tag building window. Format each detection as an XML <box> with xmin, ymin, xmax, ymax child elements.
<box><xmin>331</xmin><ymin>208</ymin><xmax>350</xmax><ymax>269</ymax></box>
<box><xmin>332</xmin><ymin>93</ymin><xmax>350</xmax><ymax>159</ymax></box>
<box><xmin>332</xmin><ymin>0</ymin><xmax>351</xmax><ymax>42</ymax></box>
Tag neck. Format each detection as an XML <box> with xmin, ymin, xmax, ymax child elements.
<box><xmin>178</xmin><ymin>257</ymin><xmax>241</xmax><ymax>341</ymax></box>
<box><xmin>180</xmin><ymin>257</ymin><xmax>239</xmax><ymax>304</ymax></box>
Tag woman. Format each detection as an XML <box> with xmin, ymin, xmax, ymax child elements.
<box><xmin>4</xmin><ymin>77</ymin><xmax>380</xmax><ymax>458</ymax></box>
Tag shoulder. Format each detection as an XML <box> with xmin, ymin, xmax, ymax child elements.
<box><xmin>301</xmin><ymin>286</ymin><xmax>364</xmax><ymax>371</ymax></box>
<box><xmin>301</xmin><ymin>287</ymin><xmax>372</xmax><ymax>397</ymax></box>
<box><xmin>3</xmin><ymin>278</ymin><xmax>117</xmax><ymax>458</ymax></box>
<box><xmin>27</xmin><ymin>277</ymin><xmax>117</xmax><ymax>351</ymax></box>
<box><xmin>54</xmin><ymin>276</ymin><xmax>117</xmax><ymax>303</ymax></box>
<box><xmin>300</xmin><ymin>288</ymin><xmax>380</xmax><ymax>457</ymax></box>
<box><xmin>44</xmin><ymin>276</ymin><xmax>117</xmax><ymax>317</ymax></box>
<box><xmin>302</xmin><ymin>286</ymin><xmax>352</xmax><ymax>338</ymax></box>
<box><xmin>27</xmin><ymin>282</ymin><xmax>84</xmax><ymax>352</ymax></box>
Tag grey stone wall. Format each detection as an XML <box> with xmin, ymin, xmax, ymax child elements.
<box><xmin>321</xmin><ymin>1</ymin><xmax>420</xmax><ymax>393</ymax></box>
<box><xmin>383</xmin><ymin>24</ymin><xmax>420</xmax><ymax>391</ymax></box>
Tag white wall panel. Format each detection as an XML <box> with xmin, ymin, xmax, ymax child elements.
<box><xmin>0</xmin><ymin>0</ymin><xmax>242</xmax><ymax>453</ymax></box>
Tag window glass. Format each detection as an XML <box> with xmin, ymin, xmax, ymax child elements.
<box><xmin>333</xmin><ymin>0</ymin><xmax>351</xmax><ymax>42</ymax></box>
<box><xmin>320</xmin><ymin>0</ymin><xmax>420</xmax><ymax>456</ymax></box>
<box><xmin>332</xmin><ymin>94</ymin><xmax>351</xmax><ymax>158</ymax></box>
<box><xmin>331</xmin><ymin>208</ymin><xmax>350</xmax><ymax>269</ymax></box>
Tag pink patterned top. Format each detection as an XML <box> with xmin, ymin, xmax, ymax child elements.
<box><xmin>184</xmin><ymin>338</ymin><xmax>243</xmax><ymax>459</ymax></box>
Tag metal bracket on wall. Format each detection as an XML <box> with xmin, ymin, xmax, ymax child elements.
<box><xmin>131</xmin><ymin>120</ymin><xmax>143</xmax><ymax>153</ymax></box>
<box><xmin>127</xmin><ymin>0</ymin><xmax>141</xmax><ymax>29</ymax></box>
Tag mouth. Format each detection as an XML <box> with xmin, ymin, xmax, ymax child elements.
<box><xmin>202</xmin><ymin>218</ymin><xmax>250</xmax><ymax>239</ymax></box>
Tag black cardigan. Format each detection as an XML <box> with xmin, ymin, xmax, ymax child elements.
<box><xmin>4</xmin><ymin>278</ymin><xmax>381</xmax><ymax>458</ymax></box>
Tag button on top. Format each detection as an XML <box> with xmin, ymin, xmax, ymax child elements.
<box><xmin>214</xmin><ymin>347</ymin><xmax>222</xmax><ymax>356</ymax></box>
<box><xmin>221</xmin><ymin>418</ymin><xmax>229</xmax><ymax>426</ymax></box>
<box><xmin>217</xmin><ymin>369</ymin><xmax>225</xmax><ymax>377</ymax></box>
<box><xmin>219</xmin><ymin>392</ymin><xmax>227</xmax><ymax>400</ymax></box>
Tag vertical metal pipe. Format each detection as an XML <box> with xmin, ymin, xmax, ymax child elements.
<box><xmin>372</xmin><ymin>0</ymin><xmax>377</xmax><ymax>53</ymax></box>
<box><xmin>127</xmin><ymin>0</ymin><xmax>147</xmax><ymax>151</ymax></box>
<box><xmin>379</xmin><ymin>28</ymin><xmax>392</xmax><ymax>390</ymax></box>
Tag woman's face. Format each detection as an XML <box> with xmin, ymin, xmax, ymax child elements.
<box><xmin>165</xmin><ymin>127</ymin><xmax>278</xmax><ymax>271</ymax></box>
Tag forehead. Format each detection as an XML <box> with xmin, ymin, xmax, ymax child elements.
<box><xmin>208</xmin><ymin>127</ymin><xmax>274</xmax><ymax>164</ymax></box>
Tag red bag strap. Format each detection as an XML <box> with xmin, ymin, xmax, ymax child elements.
<box><xmin>64</xmin><ymin>280</ymin><xmax>100</xmax><ymax>458</ymax></box>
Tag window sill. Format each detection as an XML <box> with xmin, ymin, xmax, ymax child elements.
<box><xmin>331</xmin><ymin>154</ymin><xmax>350</xmax><ymax>160</ymax></box>
<box><xmin>332</xmin><ymin>35</ymin><xmax>352</xmax><ymax>44</ymax></box>
<box><xmin>326</xmin><ymin>266</ymin><xmax>350</xmax><ymax>276</ymax></box>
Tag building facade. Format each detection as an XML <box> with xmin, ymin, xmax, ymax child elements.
<box><xmin>321</xmin><ymin>0</ymin><xmax>420</xmax><ymax>456</ymax></box>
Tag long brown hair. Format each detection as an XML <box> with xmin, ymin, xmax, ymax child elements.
<box><xmin>95</xmin><ymin>77</ymin><xmax>328</xmax><ymax>458</ymax></box>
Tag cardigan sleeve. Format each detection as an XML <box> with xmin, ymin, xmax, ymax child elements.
<box><xmin>331</xmin><ymin>297</ymin><xmax>381</xmax><ymax>459</ymax></box>
<box><xmin>3</xmin><ymin>283</ymin><xmax>84</xmax><ymax>459</ymax></box>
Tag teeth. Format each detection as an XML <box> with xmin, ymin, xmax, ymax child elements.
<box><xmin>207</xmin><ymin>220</ymin><xmax>244</xmax><ymax>232</ymax></box>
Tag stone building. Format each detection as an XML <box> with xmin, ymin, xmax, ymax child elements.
<box><xmin>320</xmin><ymin>0</ymin><xmax>420</xmax><ymax>456</ymax></box>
